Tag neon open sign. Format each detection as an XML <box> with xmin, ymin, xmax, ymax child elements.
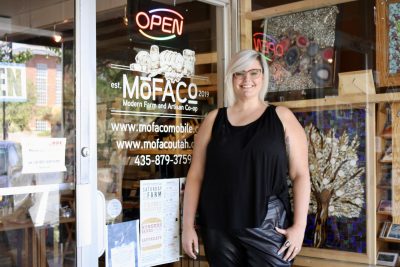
<box><xmin>136</xmin><ymin>8</ymin><xmax>184</xmax><ymax>41</ymax></box>
<box><xmin>253</xmin><ymin>32</ymin><xmax>284</xmax><ymax>62</ymax></box>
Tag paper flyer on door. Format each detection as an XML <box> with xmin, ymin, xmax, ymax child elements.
<box><xmin>106</xmin><ymin>220</ymin><xmax>140</xmax><ymax>267</ymax></box>
<box><xmin>140</xmin><ymin>178</ymin><xmax>180</xmax><ymax>267</ymax></box>
<box><xmin>21</xmin><ymin>138</ymin><xmax>67</xmax><ymax>174</ymax></box>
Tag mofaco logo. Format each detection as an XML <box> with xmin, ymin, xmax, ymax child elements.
<box><xmin>135</xmin><ymin>8</ymin><xmax>184</xmax><ymax>41</ymax></box>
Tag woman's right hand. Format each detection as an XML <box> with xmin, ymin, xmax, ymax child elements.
<box><xmin>182</xmin><ymin>225</ymin><xmax>199</xmax><ymax>260</ymax></box>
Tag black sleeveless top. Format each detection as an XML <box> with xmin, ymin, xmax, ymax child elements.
<box><xmin>198</xmin><ymin>105</ymin><xmax>292</xmax><ymax>229</ymax></box>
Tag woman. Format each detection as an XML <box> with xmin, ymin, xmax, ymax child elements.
<box><xmin>182</xmin><ymin>49</ymin><xmax>310</xmax><ymax>266</ymax></box>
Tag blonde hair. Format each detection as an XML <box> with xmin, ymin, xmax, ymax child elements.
<box><xmin>224</xmin><ymin>50</ymin><xmax>269</xmax><ymax>107</ymax></box>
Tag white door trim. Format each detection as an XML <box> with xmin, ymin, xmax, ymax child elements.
<box><xmin>75</xmin><ymin>0</ymin><xmax>99</xmax><ymax>266</ymax></box>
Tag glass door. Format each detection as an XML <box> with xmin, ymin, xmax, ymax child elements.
<box><xmin>96</xmin><ymin>0</ymin><xmax>229</xmax><ymax>266</ymax></box>
<box><xmin>0</xmin><ymin>1</ymin><xmax>78</xmax><ymax>266</ymax></box>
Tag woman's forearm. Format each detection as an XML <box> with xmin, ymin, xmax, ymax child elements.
<box><xmin>182</xmin><ymin>175</ymin><xmax>203</xmax><ymax>229</ymax></box>
<box><xmin>292</xmin><ymin>174</ymin><xmax>311</xmax><ymax>229</ymax></box>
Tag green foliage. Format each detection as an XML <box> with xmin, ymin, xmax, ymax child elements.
<box><xmin>4</xmin><ymin>82</ymin><xmax>37</xmax><ymax>132</ymax></box>
<box><xmin>47</xmin><ymin>47</ymin><xmax>62</xmax><ymax>63</ymax></box>
<box><xmin>0</xmin><ymin>42</ymin><xmax>33</xmax><ymax>63</ymax></box>
<box><xmin>38</xmin><ymin>130</ymin><xmax>51</xmax><ymax>137</ymax></box>
<box><xmin>12</xmin><ymin>51</ymin><xmax>33</xmax><ymax>64</ymax></box>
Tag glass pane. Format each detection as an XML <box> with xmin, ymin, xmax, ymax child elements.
<box><xmin>0</xmin><ymin>1</ymin><xmax>76</xmax><ymax>266</ymax></box>
<box><xmin>96</xmin><ymin>1</ymin><xmax>221</xmax><ymax>266</ymax></box>
<box><xmin>251</xmin><ymin>0</ymin><xmax>375</xmax><ymax>101</ymax></box>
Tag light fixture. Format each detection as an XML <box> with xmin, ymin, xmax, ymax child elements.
<box><xmin>53</xmin><ymin>25</ymin><xmax>62</xmax><ymax>43</ymax></box>
<box><xmin>123</xmin><ymin>6</ymin><xmax>128</xmax><ymax>26</ymax></box>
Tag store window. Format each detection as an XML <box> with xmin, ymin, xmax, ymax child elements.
<box><xmin>248</xmin><ymin>0</ymin><xmax>376</xmax><ymax>101</ymax></box>
<box><xmin>0</xmin><ymin>0</ymin><xmax>76</xmax><ymax>266</ymax></box>
<box><xmin>241</xmin><ymin>0</ymin><xmax>400</xmax><ymax>266</ymax></box>
<box><xmin>96</xmin><ymin>0</ymin><xmax>226</xmax><ymax>266</ymax></box>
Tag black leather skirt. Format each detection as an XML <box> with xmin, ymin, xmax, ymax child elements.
<box><xmin>201</xmin><ymin>196</ymin><xmax>292</xmax><ymax>267</ymax></box>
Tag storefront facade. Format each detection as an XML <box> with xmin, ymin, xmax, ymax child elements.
<box><xmin>0</xmin><ymin>0</ymin><xmax>399</xmax><ymax>267</ymax></box>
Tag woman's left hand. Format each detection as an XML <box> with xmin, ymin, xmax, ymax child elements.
<box><xmin>275</xmin><ymin>225</ymin><xmax>305</xmax><ymax>262</ymax></box>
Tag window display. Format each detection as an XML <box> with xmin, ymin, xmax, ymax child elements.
<box><xmin>295</xmin><ymin>108</ymin><xmax>367</xmax><ymax>253</ymax></box>
<box><xmin>242</xmin><ymin>1</ymin><xmax>400</xmax><ymax>265</ymax></box>
<box><xmin>255</xmin><ymin>6</ymin><xmax>338</xmax><ymax>92</ymax></box>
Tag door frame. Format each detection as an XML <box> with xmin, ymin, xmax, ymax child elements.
<box><xmin>75</xmin><ymin>0</ymin><xmax>100</xmax><ymax>266</ymax></box>
<box><xmin>201</xmin><ymin>0</ymin><xmax>236</xmax><ymax>107</ymax></box>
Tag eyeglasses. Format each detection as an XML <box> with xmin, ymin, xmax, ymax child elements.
<box><xmin>233</xmin><ymin>69</ymin><xmax>263</xmax><ymax>80</ymax></box>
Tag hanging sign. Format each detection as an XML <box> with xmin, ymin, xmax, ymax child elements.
<box><xmin>0</xmin><ymin>62</ymin><xmax>27</xmax><ymax>102</ymax></box>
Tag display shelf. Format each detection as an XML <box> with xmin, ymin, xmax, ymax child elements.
<box><xmin>377</xmin><ymin>184</ymin><xmax>392</xmax><ymax>190</ymax></box>
<box><xmin>375</xmin><ymin>102</ymin><xmax>400</xmax><ymax>266</ymax></box>
<box><xmin>270</xmin><ymin>92</ymin><xmax>400</xmax><ymax>109</ymax></box>
<box><xmin>381</xmin><ymin>134</ymin><xmax>392</xmax><ymax>140</ymax></box>
<box><xmin>392</xmin><ymin>102</ymin><xmax>400</xmax><ymax>224</ymax></box>
<box><xmin>379</xmin><ymin>237</ymin><xmax>400</xmax><ymax>244</ymax></box>
<box><xmin>122</xmin><ymin>201</ymin><xmax>139</xmax><ymax>209</ymax></box>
